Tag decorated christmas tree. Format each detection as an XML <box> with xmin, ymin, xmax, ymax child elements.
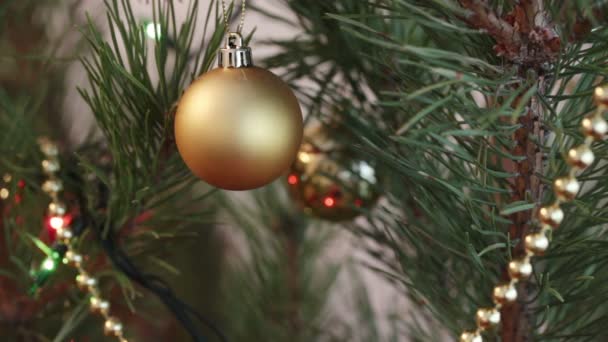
<box><xmin>2</xmin><ymin>0</ymin><xmax>608</xmax><ymax>341</ymax></box>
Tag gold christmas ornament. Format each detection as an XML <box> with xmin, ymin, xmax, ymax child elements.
<box><xmin>581</xmin><ymin>115</ymin><xmax>607</xmax><ymax>140</ymax></box>
<box><xmin>175</xmin><ymin>32</ymin><xmax>303</xmax><ymax>190</ymax></box>
<box><xmin>524</xmin><ymin>232</ymin><xmax>549</xmax><ymax>255</ymax></box>
<box><xmin>476</xmin><ymin>307</ymin><xmax>500</xmax><ymax>330</ymax></box>
<box><xmin>554</xmin><ymin>176</ymin><xmax>580</xmax><ymax>201</ymax></box>
<box><xmin>538</xmin><ymin>204</ymin><xmax>564</xmax><ymax>228</ymax></box>
<box><xmin>492</xmin><ymin>283</ymin><xmax>517</xmax><ymax>305</ymax></box>
<box><xmin>459</xmin><ymin>331</ymin><xmax>482</xmax><ymax>342</ymax></box>
<box><xmin>287</xmin><ymin>123</ymin><xmax>379</xmax><ymax>221</ymax></box>
<box><xmin>567</xmin><ymin>144</ymin><xmax>594</xmax><ymax>169</ymax></box>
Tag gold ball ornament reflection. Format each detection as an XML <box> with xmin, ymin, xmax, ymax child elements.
<box><xmin>287</xmin><ymin>123</ymin><xmax>379</xmax><ymax>221</ymax></box>
<box><xmin>175</xmin><ymin>33</ymin><xmax>303</xmax><ymax>190</ymax></box>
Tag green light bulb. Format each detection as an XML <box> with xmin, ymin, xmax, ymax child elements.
<box><xmin>41</xmin><ymin>257</ymin><xmax>56</xmax><ymax>271</ymax></box>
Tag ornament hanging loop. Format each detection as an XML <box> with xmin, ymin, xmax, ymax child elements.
<box><xmin>227</xmin><ymin>32</ymin><xmax>243</xmax><ymax>48</ymax></box>
<box><xmin>218</xmin><ymin>32</ymin><xmax>253</xmax><ymax>68</ymax></box>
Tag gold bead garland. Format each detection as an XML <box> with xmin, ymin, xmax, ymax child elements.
<box><xmin>37</xmin><ymin>138</ymin><xmax>128</xmax><ymax>342</ymax></box>
<box><xmin>459</xmin><ymin>86</ymin><xmax>608</xmax><ymax>341</ymax></box>
<box><xmin>1</xmin><ymin>173</ymin><xmax>12</xmax><ymax>199</ymax></box>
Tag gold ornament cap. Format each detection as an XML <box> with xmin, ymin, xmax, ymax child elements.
<box><xmin>218</xmin><ymin>32</ymin><xmax>252</xmax><ymax>68</ymax></box>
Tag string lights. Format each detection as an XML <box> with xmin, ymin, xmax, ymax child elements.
<box><xmin>36</xmin><ymin>138</ymin><xmax>128</xmax><ymax>342</ymax></box>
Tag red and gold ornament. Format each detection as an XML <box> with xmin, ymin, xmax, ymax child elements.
<box><xmin>287</xmin><ymin>123</ymin><xmax>379</xmax><ymax>221</ymax></box>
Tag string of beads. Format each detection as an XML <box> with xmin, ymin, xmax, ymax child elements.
<box><xmin>38</xmin><ymin>138</ymin><xmax>128</xmax><ymax>342</ymax></box>
<box><xmin>459</xmin><ymin>86</ymin><xmax>608</xmax><ymax>341</ymax></box>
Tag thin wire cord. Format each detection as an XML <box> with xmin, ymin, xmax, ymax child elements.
<box><xmin>69</xmin><ymin>167</ymin><xmax>228</xmax><ymax>342</ymax></box>
<box><xmin>220</xmin><ymin>0</ymin><xmax>246</xmax><ymax>33</ymax></box>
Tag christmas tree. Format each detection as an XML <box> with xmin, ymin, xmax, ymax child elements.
<box><xmin>2</xmin><ymin>0</ymin><xmax>608</xmax><ymax>341</ymax></box>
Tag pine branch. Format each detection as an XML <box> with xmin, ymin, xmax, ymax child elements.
<box><xmin>456</xmin><ymin>3</ymin><xmax>564</xmax><ymax>340</ymax></box>
<box><xmin>75</xmin><ymin>0</ymin><xmax>231</xmax><ymax>340</ymax></box>
<box><xmin>266</xmin><ymin>1</ymin><xmax>608</xmax><ymax>341</ymax></box>
<box><xmin>458</xmin><ymin>0</ymin><xmax>521</xmax><ymax>55</ymax></box>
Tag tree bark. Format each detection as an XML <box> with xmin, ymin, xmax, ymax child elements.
<box><xmin>501</xmin><ymin>78</ymin><xmax>547</xmax><ymax>342</ymax></box>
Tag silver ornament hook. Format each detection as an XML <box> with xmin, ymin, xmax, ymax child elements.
<box><xmin>218</xmin><ymin>32</ymin><xmax>253</xmax><ymax>68</ymax></box>
<box><xmin>227</xmin><ymin>32</ymin><xmax>243</xmax><ymax>48</ymax></box>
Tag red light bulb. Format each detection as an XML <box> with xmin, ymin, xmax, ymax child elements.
<box><xmin>323</xmin><ymin>196</ymin><xmax>336</xmax><ymax>208</ymax></box>
<box><xmin>287</xmin><ymin>174</ymin><xmax>299</xmax><ymax>185</ymax></box>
